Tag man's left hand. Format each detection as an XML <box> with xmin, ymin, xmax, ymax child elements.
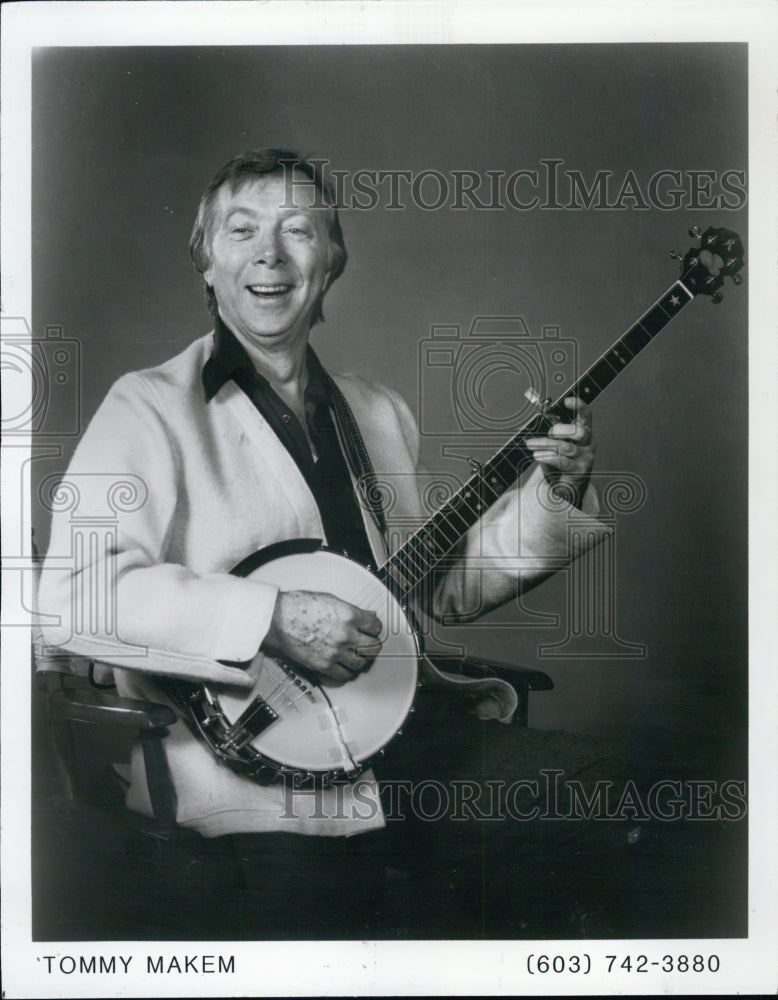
<box><xmin>525</xmin><ymin>396</ymin><xmax>595</xmax><ymax>509</ymax></box>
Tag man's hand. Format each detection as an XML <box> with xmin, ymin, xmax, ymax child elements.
<box><xmin>525</xmin><ymin>396</ymin><xmax>596</xmax><ymax>509</ymax></box>
<box><xmin>262</xmin><ymin>590</ymin><xmax>383</xmax><ymax>683</ymax></box>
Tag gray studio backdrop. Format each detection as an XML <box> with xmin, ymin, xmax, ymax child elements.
<box><xmin>32</xmin><ymin>44</ymin><xmax>747</xmax><ymax>763</ymax></box>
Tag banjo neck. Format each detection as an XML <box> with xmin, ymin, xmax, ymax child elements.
<box><xmin>377</xmin><ymin>225</ymin><xmax>744</xmax><ymax>605</ymax></box>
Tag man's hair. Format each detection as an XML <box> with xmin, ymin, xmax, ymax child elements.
<box><xmin>189</xmin><ymin>149</ymin><xmax>347</xmax><ymax>325</ymax></box>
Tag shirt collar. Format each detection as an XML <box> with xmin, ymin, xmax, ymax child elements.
<box><xmin>202</xmin><ymin>314</ymin><xmax>331</xmax><ymax>406</ymax></box>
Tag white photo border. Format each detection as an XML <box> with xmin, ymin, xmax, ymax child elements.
<box><xmin>2</xmin><ymin>1</ymin><xmax>776</xmax><ymax>996</ymax></box>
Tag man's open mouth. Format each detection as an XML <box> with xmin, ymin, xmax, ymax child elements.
<box><xmin>247</xmin><ymin>283</ymin><xmax>293</xmax><ymax>298</ymax></box>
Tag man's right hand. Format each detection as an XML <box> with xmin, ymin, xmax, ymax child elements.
<box><xmin>262</xmin><ymin>591</ymin><xmax>383</xmax><ymax>683</ymax></box>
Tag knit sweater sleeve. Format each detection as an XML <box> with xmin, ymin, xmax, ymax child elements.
<box><xmin>37</xmin><ymin>372</ymin><xmax>275</xmax><ymax>687</ymax></box>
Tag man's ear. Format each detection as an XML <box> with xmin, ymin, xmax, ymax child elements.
<box><xmin>201</xmin><ymin>236</ymin><xmax>215</xmax><ymax>285</ymax></box>
<box><xmin>322</xmin><ymin>257</ymin><xmax>338</xmax><ymax>294</ymax></box>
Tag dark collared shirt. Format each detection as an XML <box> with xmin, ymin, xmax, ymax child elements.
<box><xmin>202</xmin><ymin>317</ymin><xmax>374</xmax><ymax>566</ymax></box>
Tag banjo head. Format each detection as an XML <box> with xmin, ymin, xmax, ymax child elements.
<box><xmin>210</xmin><ymin>547</ymin><xmax>420</xmax><ymax>779</ymax></box>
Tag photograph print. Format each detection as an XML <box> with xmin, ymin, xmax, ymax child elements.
<box><xmin>19</xmin><ymin>35</ymin><xmax>753</xmax><ymax>957</ymax></box>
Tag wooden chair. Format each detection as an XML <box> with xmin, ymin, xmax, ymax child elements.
<box><xmin>33</xmin><ymin>641</ymin><xmax>555</xmax><ymax>940</ymax></box>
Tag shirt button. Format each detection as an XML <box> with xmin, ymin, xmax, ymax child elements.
<box><xmin>282</xmin><ymin>413</ymin><xmax>291</xmax><ymax>423</ymax></box>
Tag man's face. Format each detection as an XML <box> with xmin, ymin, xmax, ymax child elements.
<box><xmin>204</xmin><ymin>172</ymin><xmax>331</xmax><ymax>350</ymax></box>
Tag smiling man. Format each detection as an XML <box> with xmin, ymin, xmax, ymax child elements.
<box><xmin>201</xmin><ymin>172</ymin><xmax>333</xmax><ymax>346</ymax></box>
<box><xmin>38</xmin><ymin>149</ymin><xmax>612</xmax><ymax>938</ymax></box>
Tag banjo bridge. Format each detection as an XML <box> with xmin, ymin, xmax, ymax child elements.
<box><xmin>221</xmin><ymin>696</ymin><xmax>279</xmax><ymax>751</ymax></box>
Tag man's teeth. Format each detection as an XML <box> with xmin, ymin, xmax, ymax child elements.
<box><xmin>248</xmin><ymin>284</ymin><xmax>291</xmax><ymax>295</ymax></box>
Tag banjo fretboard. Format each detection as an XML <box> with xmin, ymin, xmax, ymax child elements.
<box><xmin>377</xmin><ymin>279</ymin><xmax>696</xmax><ymax>602</ymax></box>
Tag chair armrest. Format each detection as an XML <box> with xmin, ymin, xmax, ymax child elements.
<box><xmin>37</xmin><ymin>669</ymin><xmax>180</xmax><ymax>831</ymax></box>
<box><xmin>426</xmin><ymin>653</ymin><xmax>553</xmax><ymax>727</ymax></box>
<box><xmin>51</xmin><ymin>687</ymin><xmax>177</xmax><ymax>731</ymax></box>
<box><xmin>427</xmin><ymin>653</ymin><xmax>553</xmax><ymax>691</ymax></box>
<box><xmin>461</xmin><ymin>656</ymin><xmax>554</xmax><ymax>691</ymax></box>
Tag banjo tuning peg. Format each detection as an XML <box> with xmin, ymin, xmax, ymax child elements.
<box><xmin>688</xmin><ymin>225</ymin><xmax>702</xmax><ymax>238</ymax></box>
<box><xmin>731</xmin><ymin>273</ymin><xmax>743</xmax><ymax>286</ymax></box>
<box><xmin>711</xmin><ymin>291</ymin><xmax>724</xmax><ymax>305</ymax></box>
<box><xmin>669</xmin><ymin>249</ymin><xmax>683</xmax><ymax>261</ymax></box>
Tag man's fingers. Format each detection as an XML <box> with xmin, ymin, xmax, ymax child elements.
<box><xmin>269</xmin><ymin>592</ymin><xmax>386</xmax><ymax>681</ymax></box>
<box><xmin>327</xmin><ymin>662</ymin><xmax>359</xmax><ymax>683</ymax></box>
<box><xmin>562</xmin><ymin>396</ymin><xmax>592</xmax><ymax>419</ymax></box>
<box><xmin>526</xmin><ymin>437</ymin><xmax>578</xmax><ymax>457</ymax></box>
<box><xmin>533</xmin><ymin>453</ymin><xmax>574</xmax><ymax>470</ymax></box>
<box><xmin>547</xmin><ymin>423</ymin><xmax>592</xmax><ymax>443</ymax></box>
<box><xmin>544</xmin><ymin>398</ymin><xmax>592</xmax><ymax>443</ymax></box>
<box><xmin>522</xmin><ymin>397</ymin><xmax>595</xmax><ymax>509</ymax></box>
<box><xmin>353</xmin><ymin>636</ymin><xmax>382</xmax><ymax>658</ymax></box>
<box><xmin>353</xmin><ymin>607</ymin><xmax>383</xmax><ymax>637</ymax></box>
<box><xmin>333</xmin><ymin>645</ymin><xmax>375</xmax><ymax>678</ymax></box>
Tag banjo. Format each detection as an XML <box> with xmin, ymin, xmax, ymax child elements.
<box><xmin>162</xmin><ymin>226</ymin><xmax>744</xmax><ymax>785</ymax></box>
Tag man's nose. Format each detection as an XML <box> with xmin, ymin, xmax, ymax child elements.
<box><xmin>254</xmin><ymin>235</ymin><xmax>284</xmax><ymax>266</ymax></box>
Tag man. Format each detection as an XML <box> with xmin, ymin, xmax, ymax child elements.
<box><xmin>38</xmin><ymin>149</ymin><xmax>612</xmax><ymax>937</ymax></box>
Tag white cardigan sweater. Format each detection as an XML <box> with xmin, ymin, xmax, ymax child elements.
<box><xmin>38</xmin><ymin>333</ymin><xmax>610</xmax><ymax>837</ymax></box>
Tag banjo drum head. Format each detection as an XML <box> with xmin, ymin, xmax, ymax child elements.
<box><xmin>215</xmin><ymin>549</ymin><xmax>419</xmax><ymax>776</ymax></box>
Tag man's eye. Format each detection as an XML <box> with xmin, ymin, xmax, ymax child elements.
<box><xmin>285</xmin><ymin>226</ymin><xmax>312</xmax><ymax>237</ymax></box>
<box><xmin>230</xmin><ymin>227</ymin><xmax>253</xmax><ymax>237</ymax></box>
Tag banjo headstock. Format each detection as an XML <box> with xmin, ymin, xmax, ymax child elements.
<box><xmin>673</xmin><ymin>225</ymin><xmax>744</xmax><ymax>304</ymax></box>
